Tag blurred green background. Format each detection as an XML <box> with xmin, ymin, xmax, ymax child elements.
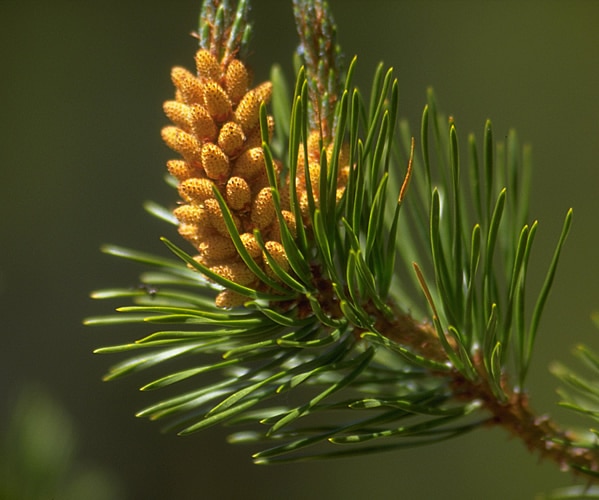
<box><xmin>1</xmin><ymin>1</ymin><xmax>598</xmax><ymax>498</ymax></box>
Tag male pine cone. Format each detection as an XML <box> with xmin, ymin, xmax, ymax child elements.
<box><xmin>161</xmin><ymin>48</ymin><xmax>295</xmax><ymax>308</ymax></box>
<box><xmin>162</xmin><ymin>48</ymin><xmax>351</xmax><ymax>309</ymax></box>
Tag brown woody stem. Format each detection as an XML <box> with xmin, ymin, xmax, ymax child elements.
<box><xmin>379</xmin><ymin>308</ymin><xmax>599</xmax><ymax>481</ymax></box>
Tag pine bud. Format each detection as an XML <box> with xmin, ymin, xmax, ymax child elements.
<box><xmin>224</xmin><ymin>59</ymin><xmax>250</xmax><ymax>104</ymax></box>
<box><xmin>210</xmin><ymin>261</ymin><xmax>255</xmax><ymax>286</ymax></box>
<box><xmin>173</xmin><ymin>204</ymin><xmax>206</xmax><ymax>224</ymax></box>
<box><xmin>178</xmin><ymin>177</ymin><xmax>215</xmax><ymax>204</ymax></box>
<box><xmin>232</xmin><ymin>147</ymin><xmax>265</xmax><ymax>179</ymax></box>
<box><xmin>163</xmin><ymin>101</ymin><xmax>192</xmax><ymax>130</ymax></box>
<box><xmin>194</xmin><ymin>49</ymin><xmax>221</xmax><ymax>81</ymax></box>
<box><xmin>240</xmin><ymin>232</ymin><xmax>262</xmax><ymax>259</ymax></box>
<box><xmin>218</xmin><ymin>121</ymin><xmax>246</xmax><ymax>157</ymax></box>
<box><xmin>198</xmin><ymin>233</ymin><xmax>237</xmax><ymax>261</ymax></box>
<box><xmin>190</xmin><ymin>104</ymin><xmax>218</xmax><ymax>142</ymax></box>
<box><xmin>203</xmin><ymin>81</ymin><xmax>232</xmax><ymax>122</ymax></box>
<box><xmin>253</xmin><ymin>81</ymin><xmax>273</xmax><ymax>104</ymax></box>
<box><xmin>201</xmin><ymin>143</ymin><xmax>230</xmax><ymax>181</ymax></box>
<box><xmin>161</xmin><ymin>126</ymin><xmax>202</xmax><ymax>162</ymax></box>
<box><xmin>235</xmin><ymin>92</ymin><xmax>259</xmax><ymax>134</ymax></box>
<box><xmin>251</xmin><ymin>187</ymin><xmax>275</xmax><ymax>230</ymax></box>
<box><xmin>226</xmin><ymin>176</ymin><xmax>252</xmax><ymax>211</ymax></box>
<box><xmin>263</xmin><ymin>240</ymin><xmax>290</xmax><ymax>279</ymax></box>
<box><xmin>171</xmin><ymin>67</ymin><xmax>204</xmax><ymax>104</ymax></box>
<box><xmin>215</xmin><ymin>289</ymin><xmax>249</xmax><ymax>308</ymax></box>
<box><xmin>166</xmin><ymin>159</ymin><xmax>194</xmax><ymax>181</ymax></box>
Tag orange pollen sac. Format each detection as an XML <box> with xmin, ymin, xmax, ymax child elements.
<box><xmin>240</xmin><ymin>232</ymin><xmax>262</xmax><ymax>259</ymax></box>
<box><xmin>194</xmin><ymin>49</ymin><xmax>221</xmax><ymax>81</ymax></box>
<box><xmin>161</xmin><ymin>126</ymin><xmax>202</xmax><ymax>163</ymax></box>
<box><xmin>201</xmin><ymin>143</ymin><xmax>230</xmax><ymax>181</ymax></box>
<box><xmin>210</xmin><ymin>262</ymin><xmax>256</xmax><ymax>286</ymax></box>
<box><xmin>226</xmin><ymin>176</ymin><xmax>252</xmax><ymax>211</ymax></box>
<box><xmin>198</xmin><ymin>234</ymin><xmax>237</xmax><ymax>262</ymax></box>
<box><xmin>251</xmin><ymin>187</ymin><xmax>276</xmax><ymax>230</ymax></box>
<box><xmin>232</xmin><ymin>147</ymin><xmax>266</xmax><ymax>179</ymax></box>
<box><xmin>178</xmin><ymin>177</ymin><xmax>215</xmax><ymax>204</ymax></box>
<box><xmin>166</xmin><ymin>159</ymin><xmax>194</xmax><ymax>181</ymax></box>
<box><xmin>235</xmin><ymin>83</ymin><xmax>272</xmax><ymax>134</ymax></box>
<box><xmin>171</xmin><ymin>67</ymin><xmax>204</xmax><ymax>103</ymax></box>
<box><xmin>203</xmin><ymin>81</ymin><xmax>233</xmax><ymax>123</ymax></box>
<box><xmin>162</xmin><ymin>48</ymin><xmax>293</xmax><ymax>308</ymax></box>
<box><xmin>190</xmin><ymin>104</ymin><xmax>218</xmax><ymax>142</ymax></box>
<box><xmin>163</xmin><ymin>101</ymin><xmax>193</xmax><ymax>130</ymax></box>
<box><xmin>263</xmin><ymin>240</ymin><xmax>290</xmax><ymax>279</ymax></box>
<box><xmin>218</xmin><ymin>121</ymin><xmax>246</xmax><ymax>157</ymax></box>
<box><xmin>173</xmin><ymin>204</ymin><xmax>205</xmax><ymax>224</ymax></box>
<box><xmin>224</xmin><ymin>59</ymin><xmax>250</xmax><ymax>104</ymax></box>
<box><xmin>215</xmin><ymin>289</ymin><xmax>250</xmax><ymax>308</ymax></box>
<box><xmin>294</xmin><ymin>131</ymin><xmax>350</xmax><ymax>225</ymax></box>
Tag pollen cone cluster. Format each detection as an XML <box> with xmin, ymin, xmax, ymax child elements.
<box><xmin>162</xmin><ymin>49</ymin><xmax>296</xmax><ymax>308</ymax></box>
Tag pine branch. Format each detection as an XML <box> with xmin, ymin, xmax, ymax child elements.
<box><xmin>87</xmin><ymin>0</ymin><xmax>599</xmax><ymax>496</ymax></box>
<box><xmin>378</xmin><ymin>308</ymin><xmax>599</xmax><ymax>479</ymax></box>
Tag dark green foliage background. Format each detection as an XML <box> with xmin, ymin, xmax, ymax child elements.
<box><xmin>1</xmin><ymin>1</ymin><xmax>598</xmax><ymax>498</ymax></box>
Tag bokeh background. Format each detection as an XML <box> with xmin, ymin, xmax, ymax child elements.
<box><xmin>1</xmin><ymin>1</ymin><xmax>598</xmax><ymax>498</ymax></box>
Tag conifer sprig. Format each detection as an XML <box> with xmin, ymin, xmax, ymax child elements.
<box><xmin>197</xmin><ymin>0</ymin><xmax>252</xmax><ymax>64</ymax></box>
<box><xmin>87</xmin><ymin>1</ymin><xmax>599</xmax><ymax>495</ymax></box>
<box><xmin>292</xmin><ymin>0</ymin><xmax>343</xmax><ymax>142</ymax></box>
